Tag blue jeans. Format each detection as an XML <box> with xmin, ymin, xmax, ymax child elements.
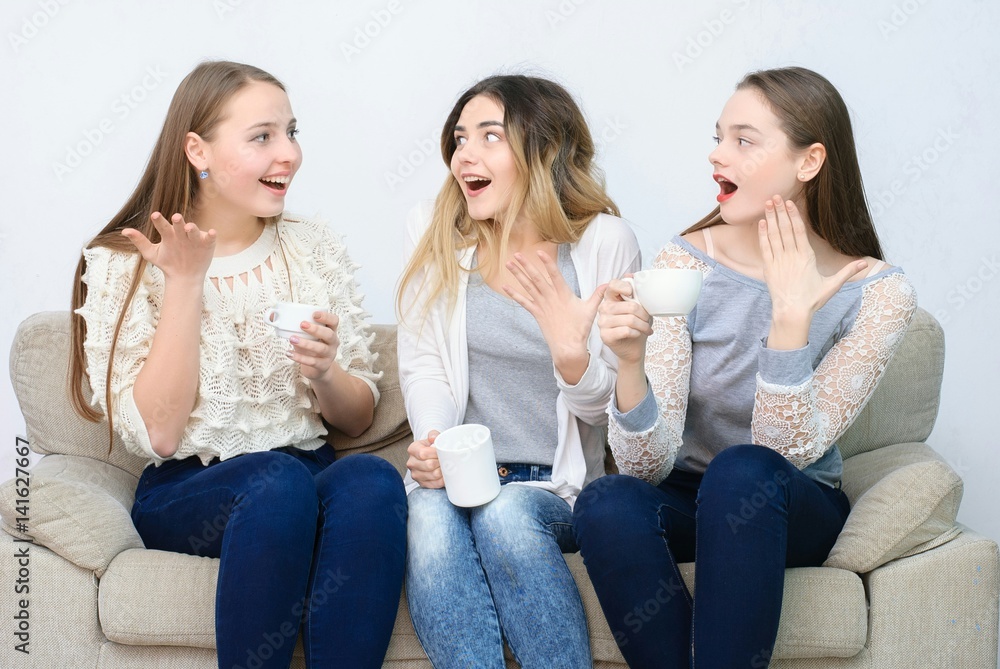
<box><xmin>405</xmin><ymin>484</ymin><xmax>591</xmax><ymax>668</ymax></box>
<box><xmin>573</xmin><ymin>444</ymin><xmax>850</xmax><ymax>669</ymax></box>
<box><xmin>131</xmin><ymin>445</ymin><xmax>407</xmax><ymax>669</ymax></box>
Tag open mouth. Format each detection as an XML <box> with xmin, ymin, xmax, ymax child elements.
<box><xmin>260</xmin><ymin>176</ymin><xmax>289</xmax><ymax>191</ymax></box>
<box><xmin>464</xmin><ymin>176</ymin><xmax>491</xmax><ymax>193</ymax></box>
<box><xmin>715</xmin><ymin>175</ymin><xmax>737</xmax><ymax>202</ymax></box>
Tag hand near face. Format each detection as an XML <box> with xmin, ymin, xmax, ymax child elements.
<box><xmin>122</xmin><ymin>213</ymin><xmax>216</xmax><ymax>282</ymax></box>
<box><xmin>286</xmin><ymin>311</ymin><xmax>342</xmax><ymax>381</ymax></box>
<box><xmin>758</xmin><ymin>195</ymin><xmax>868</xmax><ymax>325</ymax></box>
<box><xmin>503</xmin><ymin>250</ymin><xmax>605</xmax><ymax>380</ymax></box>
<box><xmin>407</xmin><ymin>430</ymin><xmax>443</xmax><ymax>488</ymax></box>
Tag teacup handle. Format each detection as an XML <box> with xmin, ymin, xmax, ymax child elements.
<box><xmin>263</xmin><ymin>307</ymin><xmax>278</xmax><ymax>325</ymax></box>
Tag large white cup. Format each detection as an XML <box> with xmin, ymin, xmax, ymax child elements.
<box><xmin>264</xmin><ymin>301</ymin><xmax>325</xmax><ymax>340</ymax></box>
<box><xmin>624</xmin><ymin>268</ymin><xmax>703</xmax><ymax>317</ymax></box>
<box><xmin>434</xmin><ymin>424</ymin><xmax>501</xmax><ymax>507</ymax></box>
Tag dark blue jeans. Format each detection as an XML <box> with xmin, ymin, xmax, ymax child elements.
<box><xmin>573</xmin><ymin>444</ymin><xmax>850</xmax><ymax>669</ymax></box>
<box><xmin>131</xmin><ymin>445</ymin><xmax>407</xmax><ymax>669</ymax></box>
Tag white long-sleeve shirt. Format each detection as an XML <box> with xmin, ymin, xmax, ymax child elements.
<box><xmin>397</xmin><ymin>202</ymin><xmax>641</xmax><ymax>506</ymax></box>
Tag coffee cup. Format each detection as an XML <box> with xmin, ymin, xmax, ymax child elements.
<box><xmin>264</xmin><ymin>302</ymin><xmax>325</xmax><ymax>340</ymax></box>
<box><xmin>623</xmin><ymin>268</ymin><xmax>703</xmax><ymax>317</ymax></box>
<box><xmin>434</xmin><ymin>424</ymin><xmax>501</xmax><ymax>507</ymax></box>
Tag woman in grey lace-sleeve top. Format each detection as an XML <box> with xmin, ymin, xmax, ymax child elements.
<box><xmin>573</xmin><ymin>67</ymin><xmax>916</xmax><ymax>668</ymax></box>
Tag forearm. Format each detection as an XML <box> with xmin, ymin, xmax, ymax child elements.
<box><xmin>614</xmin><ymin>358</ymin><xmax>648</xmax><ymax>413</ymax></box>
<box><xmin>551</xmin><ymin>342</ymin><xmax>590</xmax><ymax>386</ymax></box>
<box><xmin>131</xmin><ymin>277</ymin><xmax>204</xmax><ymax>458</ymax></box>
<box><xmin>313</xmin><ymin>366</ymin><xmax>375</xmax><ymax>438</ymax></box>
<box><xmin>766</xmin><ymin>309</ymin><xmax>812</xmax><ymax>350</ymax></box>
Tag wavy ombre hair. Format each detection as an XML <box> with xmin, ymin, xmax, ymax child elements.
<box><xmin>396</xmin><ymin>74</ymin><xmax>619</xmax><ymax>321</ymax></box>
<box><xmin>69</xmin><ymin>61</ymin><xmax>286</xmax><ymax>444</ymax></box>
<box><xmin>684</xmin><ymin>67</ymin><xmax>884</xmax><ymax>260</ymax></box>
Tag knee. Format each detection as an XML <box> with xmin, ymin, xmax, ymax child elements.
<box><xmin>700</xmin><ymin>445</ymin><xmax>792</xmax><ymax>502</ymax></box>
<box><xmin>317</xmin><ymin>453</ymin><xmax>407</xmax><ymax>523</ymax></box>
<box><xmin>573</xmin><ymin>475</ymin><xmax>655</xmax><ymax>540</ymax></box>
<box><xmin>406</xmin><ymin>488</ymin><xmax>463</xmax><ymax>569</ymax></box>
<box><xmin>230</xmin><ymin>452</ymin><xmax>318</xmax><ymax>526</ymax></box>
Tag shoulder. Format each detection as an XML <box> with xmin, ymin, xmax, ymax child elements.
<box><xmin>82</xmin><ymin>244</ymin><xmax>145</xmax><ymax>284</ymax></box>
<box><xmin>861</xmin><ymin>269</ymin><xmax>917</xmax><ymax>310</ymax></box>
<box><xmin>654</xmin><ymin>236</ymin><xmax>711</xmax><ymax>273</ymax></box>
<box><xmin>577</xmin><ymin>213</ymin><xmax>639</xmax><ymax>251</ymax></box>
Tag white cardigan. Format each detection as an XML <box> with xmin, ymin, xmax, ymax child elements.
<box><xmin>397</xmin><ymin>202</ymin><xmax>641</xmax><ymax>506</ymax></box>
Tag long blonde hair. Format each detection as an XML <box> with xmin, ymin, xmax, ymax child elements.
<box><xmin>396</xmin><ymin>75</ymin><xmax>619</xmax><ymax>321</ymax></box>
<box><xmin>683</xmin><ymin>67</ymin><xmax>884</xmax><ymax>260</ymax></box>
<box><xmin>69</xmin><ymin>61</ymin><xmax>286</xmax><ymax>445</ymax></box>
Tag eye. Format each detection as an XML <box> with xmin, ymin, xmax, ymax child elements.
<box><xmin>253</xmin><ymin>132</ymin><xmax>270</xmax><ymax>143</ymax></box>
<box><xmin>738</xmin><ymin>137</ymin><xmax>752</xmax><ymax>147</ymax></box>
<box><xmin>288</xmin><ymin>128</ymin><xmax>300</xmax><ymax>141</ymax></box>
<box><xmin>485</xmin><ymin>132</ymin><xmax>501</xmax><ymax>143</ymax></box>
<box><xmin>455</xmin><ymin>135</ymin><xmax>467</xmax><ymax>146</ymax></box>
<box><xmin>712</xmin><ymin>135</ymin><xmax>721</xmax><ymax>145</ymax></box>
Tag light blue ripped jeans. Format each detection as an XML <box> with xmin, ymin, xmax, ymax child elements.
<box><xmin>405</xmin><ymin>483</ymin><xmax>591</xmax><ymax>669</ymax></box>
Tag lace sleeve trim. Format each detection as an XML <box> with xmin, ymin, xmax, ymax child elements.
<box><xmin>608</xmin><ymin>242</ymin><xmax>712</xmax><ymax>484</ymax></box>
<box><xmin>751</xmin><ymin>272</ymin><xmax>917</xmax><ymax>468</ymax></box>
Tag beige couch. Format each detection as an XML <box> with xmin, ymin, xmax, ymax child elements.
<box><xmin>1</xmin><ymin>308</ymin><xmax>998</xmax><ymax>668</ymax></box>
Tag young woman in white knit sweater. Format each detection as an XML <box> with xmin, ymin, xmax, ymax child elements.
<box><xmin>68</xmin><ymin>61</ymin><xmax>406</xmax><ymax>669</ymax></box>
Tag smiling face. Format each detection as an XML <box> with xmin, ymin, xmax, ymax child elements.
<box><xmin>708</xmin><ymin>88</ymin><xmax>806</xmax><ymax>226</ymax></box>
<box><xmin>192</xmin><ymin>81</ymin><xmax>302</xmax><ymax>222</ymax></box>
<box><xmin>450</xmin><ymin>95</ymin><xmax>520</xmax><ymax>222</ymax></box>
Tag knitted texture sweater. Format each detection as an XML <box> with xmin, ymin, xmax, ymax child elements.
<box><xmin>77</xmin><ymin>216</ymin><xmax>380</xmax><ymax>465</ymax></box>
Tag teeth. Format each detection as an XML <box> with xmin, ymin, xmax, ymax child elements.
<box><xmin>260</xmin><ymin>176</ymin><xmax>289</xmax><ymax>184</ymax></box>
<box><xmin>464</xmin><ymin>176</ymin><xmax>490</xmax><ymax>183</ymax></box>
<box><xmin>715</xmin><ymin>176</ymin><xmax>732</xmax><ymax>184</ymax></box>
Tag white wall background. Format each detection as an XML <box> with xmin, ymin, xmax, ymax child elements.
<box><xmin>2</xmin><ymin>0</ymin><xmax>998</xmax><ymax>596</ymax></box>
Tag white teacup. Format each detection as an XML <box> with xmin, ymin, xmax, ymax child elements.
<box><xmin>264</xmin><ymin>302</ymin><xmax>325</xmax><ymax>341</ymax></box>
<box><xmin>624</xmin><ymin>268</ymin><xmax>703</xmax><ymax>317</ymax></box>
<box><xmin>434</xmin><ymin>424</ymin><xmax>501</xmax><ymax>508</ymax></box>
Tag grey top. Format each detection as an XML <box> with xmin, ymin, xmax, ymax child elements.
<box><xmin>465</xmin><ymin>244</ymin><xmax>580</xmax><ymax>465</ymax></box>
<box><xmin>614</xmin><ymin>235</ymin><xmax>909</xmax><ymax>487</ymax></box>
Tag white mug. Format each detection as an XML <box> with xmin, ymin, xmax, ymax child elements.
<box><xmin>434</xmin><ymin>424</ymin><xmax>501</xmax><ymax>507</ymax></box>
<box><xmin>264</xmin><ymin>302</ymin><xmax>325</xmax><ymax>340</ymax></box>
<box><xmin>623</xmin><ymin>268</ymin><xmax>703</xmax><ymax>317</ymax></box>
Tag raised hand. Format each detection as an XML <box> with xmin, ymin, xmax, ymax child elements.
<box><xmin>758</xmin><ymin>195</ymin><xmax>867</xmax><ymax>348</ymax></box>
<box><xmin>286</xmin><ymin>311</ymin><xmax>342</xmax><ymax>381</ymax></box>
<box><xmin>407</xmin><ymin>430</ymin><xmax>443</xmax><ymax>488</ymax></box>
<box><xmin>122</xmin><ymin>213</ymin><xmax>216</xmax><ymax>283</ymax></box>
<box><xmin>597</xmin><ymin>277</ymin><xmax>654</xmax><ymax>366</ymax></box>
<box><xmin>503</xmin><ymin>250</ymin><xmax>605</xmax><ymax>384</ymax></box>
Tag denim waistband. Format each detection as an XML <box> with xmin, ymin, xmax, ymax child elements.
<box><xmin>496</xmin><ymin>463</ymin><xmax>552</xmax><ymax>484</ymax></box>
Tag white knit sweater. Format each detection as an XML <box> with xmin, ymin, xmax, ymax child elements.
<box><xmin>77</xmin><ymin>215</ymin><xmax>380</xmax><ymax>465</ymax></box>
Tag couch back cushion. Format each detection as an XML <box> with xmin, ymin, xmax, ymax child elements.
<box><xmin>837</xmin><ymin>307</ymin><xmax>944</xmax><ymax>460</ymax></box>
<box><xmin>10</xmin><ymin>312</ymin><xmax>411</xmax><ymax>477</ymax></box>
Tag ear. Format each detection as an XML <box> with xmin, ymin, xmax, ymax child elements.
<box><xmin>184</xmin><ymin>132</ymin><xmax>210</xmax><ymax>172</ymax></box>
<box><xmin>797</xmin><ymin>142</ymin><xmax>827</xmax><ymax>182</ymax></box>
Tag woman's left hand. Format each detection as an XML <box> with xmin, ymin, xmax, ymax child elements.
<box><xmin>287</xmin><ymin>311</ymin><xmax>342</xmax><ymax>381</ymax></box>
<box><xmin>503</xmin><ymin>250</ymin><xmax>605</xmax><ymax>384</ymax></box>
<box><xmin>759</xmin><ymin>196</ymin><xmax>867</xmax><ymax>325</ymax></box>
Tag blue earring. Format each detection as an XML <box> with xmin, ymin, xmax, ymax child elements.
<box><xmin>199</xmin><ymin>170</ymin><xmax>209</xmax><ymax>180</ymax></box>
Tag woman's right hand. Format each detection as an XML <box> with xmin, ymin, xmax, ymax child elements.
<box><xmin>407</xmin><ymin>430</ymin><xmax>444</xmax><ymax>488</ymax></box>
<box><xmin>598</xmin><ymin>278</ymin><xmax>654</xmax><ymax>366</ymax></box>
<box><xmin>122</xmin><ymin>212</ymin><xmax>216</xmax><ymax>282</ymax></box>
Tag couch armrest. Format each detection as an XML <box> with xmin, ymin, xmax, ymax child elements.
<box><xmin>0</xmin><ymin>454</ymin><xmax>143</xmax><ymax>576</ymax></box>
<box><xmin>824</xmin><ymin>442</ymin><xmax>963</xmax><ymax>573</ymax></box>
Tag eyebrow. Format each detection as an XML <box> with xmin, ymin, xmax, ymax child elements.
<box><xmin>454</xmin><ymin>120</ymin><xmax>504</xmax><ymax>132</ymax></box>
<box><xmin>247</xmin><ymin>118</ymin><xmax>297</xmax><ymax>132</ymax></box>
<box><xmin>715</xmin><ymin>121</ymin><xmax>762</xmax><ymax>134</ymax></box>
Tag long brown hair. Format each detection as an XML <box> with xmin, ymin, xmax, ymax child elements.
<box><xmin>396</xmin><ymin>74</ymin><xmax>619</xmax><ymax>321</ymax></box>
<box><xmin>69</xmin><ymin>61</ymin><xmax>285</xmax><ymax>443</ymax></box>
<box><xmin>684</xmin><ymin>67</ymin><xmax>884</xmax><ymax>260</ymax></box>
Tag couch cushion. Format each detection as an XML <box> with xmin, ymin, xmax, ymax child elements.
<box><xmin>9</xmin><ymin>312</ymin><xmax>148</xmax><ymax>477</ymax></box>
<box><xmin>824</xmin><ymin>443</ymin><xmax>963</xmax><ymax>573</ymax></box>
<box><xmin>328</xmin><ymin>325</ymin><xmax>412</xmax><ymax>465</ymax></box>
<box><xmin>0</xmin><ymin>454</ymin><xmax>143</xmax><ymax>575</ymax></box>
<box><xmin>837</xmin><ymin>308</ymin><xmax>944</xmax><ymax>459</ymax></box>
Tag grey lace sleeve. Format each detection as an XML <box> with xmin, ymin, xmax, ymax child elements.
<box><xmin>607</xmin><ymin>243</ymin><xmax>712</xmax><ymax>485</ymax></box>
<box><xmin>751</xmin><ymin>272</ymin><xmax>917</xmax><ymax>467</ymax></box>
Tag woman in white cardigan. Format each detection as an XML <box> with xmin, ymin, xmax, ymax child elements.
<box><xmin>396</xmin><ymin>75</ymin><xmax>640</xmax><ymax>668</ymax></box>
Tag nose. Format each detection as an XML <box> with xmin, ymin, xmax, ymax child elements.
<box><xmin>455</xmin><ymin>141</ymin><xmax>479</xmax><ymax>165</ymax></box>
<box><xmin>708</xmin><ymin>142</ymin><xmax>725</xmax><ymax>168</ymax></box>
<box><xmin>277</xmin><ymin>134</ymin><xmax>302</xmax><ymax>166</ymax></box>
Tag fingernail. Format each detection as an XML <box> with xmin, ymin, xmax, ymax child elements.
<box><xmin>290</xmin><ymin>336</ymin><xmax>300</xmax><ymax>344</ymax></box>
